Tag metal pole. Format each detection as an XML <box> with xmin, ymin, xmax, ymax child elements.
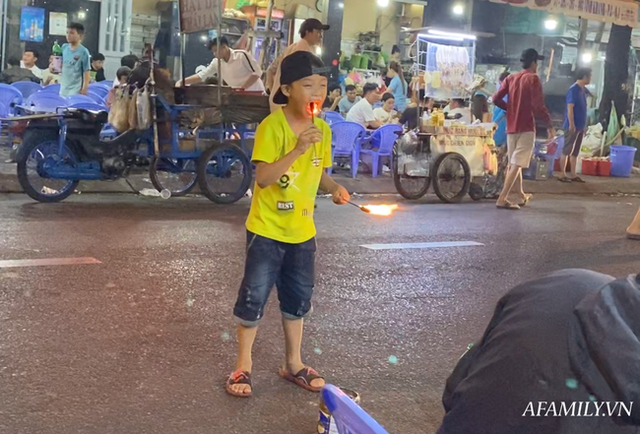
<box><xmin>181</xmin><ymin>33</ymin><xmax>187</xmax><ymax>87</ymax></box>
<box><xmin>217</xmin><ymin>0</ymin><xmax>223</xmax><ymax>106</ymax></box>
<box><xmin>259</xmin><ymin>0</ymin><xmax>275</xmax><ymax>72</ymax></box>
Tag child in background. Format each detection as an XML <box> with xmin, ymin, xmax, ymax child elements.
<box><xmin>90</xmin><ymin>53</ymin><xmax>106</xmax><ymax>82</ymax></box>
<box><xmin>226</xmin><ymin>51</ymin><xmax>349</xmax><ymax>398</ymax></box>
<box><xmin>106</xmin><ymin>66</ymin><xmax>131</xmax><ymax>109</ymax></box>
<box><xmin>60</xmin><ymin>22</ymin><xmax>91</xmax><ymax>96</ymax></box>
<box><xmin>42</xmin><ymin>55</ymin><xmax>61</xmax><ymax>86</ymax></box>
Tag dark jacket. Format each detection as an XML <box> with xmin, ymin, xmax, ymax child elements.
<box><xmin>0</xmin><ymin>66</ymin><xmax>40</xmax><ymax>84</ymax></box>
<box><xmin>438</xmin><ymin>269</ymin><xmax>640</xmax><ymax>434</ymax></box>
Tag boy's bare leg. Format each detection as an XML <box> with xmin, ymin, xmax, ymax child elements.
<box><xmin>513</xmin><ymin>169</ymin><xmax>528</xmax><ymax>202</ymax></box>
<box><xmin>626</xmin><ymin>205</ymin><xmax>640</xmax><ymax>238</ymax></box>
<box><xmin>496</xmin><ymin>164</ymin><xmax>521</xmax><ymax>206</ymax></box>
<box><xmin>229</xmin><ymin>324</ymin><xmax>258</xmax><ymax>395</ymax></box>
<box><xmin>282</xmin><ymin>317</ymin><xmax>324</xmax><ymax>389</ymax></box>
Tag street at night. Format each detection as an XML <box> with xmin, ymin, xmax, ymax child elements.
<box><xmin>0</xmin><ymin>193</ymin><xmax>638</xmax><ymax>433</ymax></box>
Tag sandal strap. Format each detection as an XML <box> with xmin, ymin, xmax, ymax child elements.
<box><xmin>293</xmin><ymin>367</ymin><xmax>323</xmax><ymax>386</ymax></box>
<box><xmin>228</xmin><ymin>370</ymin><xmax>252</xmax><ymax>386</ymax></box>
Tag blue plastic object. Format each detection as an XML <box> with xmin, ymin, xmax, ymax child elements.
<box><xmin>39</xmin><ymin>84</ymin><xmax>61</xmax><ymax>94</ymax></box>
<box><xmin>330</xmin><ymin>121</ymin><xmax>366</xmax><ymax>178</ymax></box>
<box><xmin>324</xmin><ymin>111</ymin><xmax>345</xmax><ymax>125</ymax></box>
<box><xmin>0</xmin><ymin>83</ymin><xmax>24</xmax><ymax>115</ymax></box>
<box><xmin>360</xmin><ymin>124</ymin><xmax>401</xmax><ymax>178</ymax></box>
<box><xmin>101</xmin><ymin>80</ymin><xmax>114</xmax><ymax>88</ymax></box>
<box><xmin>87</xmin><ymin>91</ymin><xmax>106</xmax><ymax>104</ymax></box>
<box><xmin>70</xmin><ymin>102</ymin><xmax>107</xmax><ymax>112</ymax></box>
<box><xmin>25</xmin><ymin>92</ymin><xmax>67</xmax><ymax>113</ymax></box>
<box><xmin>322</xmin><ymin>385</ymin><xmax>389</xmax><ymax>434</ymax></box>
<box><xmin>610</xmin><ymin>145</ymin><xmax>637</xmax><ymax>177</ymax></box>
<box><xmin>88</xmin><ymin>84</ymin><xmax>110</xmax><ymax>98</ymax></box>
<box><xmin>66</xmin><ymin>94</ymin><xmax>99</xmax><ymax>106</ymax></box>
<box><xmin>11</xmin><ymin>81</ymin><xmax>42</xmax><ymax>99</ymax></box>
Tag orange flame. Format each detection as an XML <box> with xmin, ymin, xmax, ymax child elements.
<box><xmin>309</xmin><ymin>102</ymin><xmax>321</xmax><ymax>117</ymax></box>
<box><xmin>362</xmin><ymin>204</ymin><xmax>399</xmax><ymax>216</ymax></box>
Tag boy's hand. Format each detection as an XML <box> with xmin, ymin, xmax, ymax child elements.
<box><xmin>295</xmin><ymin>125</ymin><xmax>322</xmax><ymax>155</ymax></box>
<box><xmin>331</xmin><ymin>185</ymin><xmax>350</xmax><ymax>205</ymax></box>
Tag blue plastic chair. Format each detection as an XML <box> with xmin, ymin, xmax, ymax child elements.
<box><xmin>70</xmin><ymin>102</ymin><xmax>107</xmax><ymax>112</ymax></box>
<box><xmin>39</xmin><ymin>83</ymin><xmax>61</xmax><ymax>94</ymax></box>
<box><xmin>324</xmin><ymin>111</ymin><xmax>345</xmax><ymax>125</ymax></box>
<box><xmin>66</xmin><ymin>94</ymin><xmax>98</xmax><ymax>106</ymax></box>
<box><xmin>0</xmin><ymin>83</ymin><xmax>24</xmax><ymax>115</ymax></box>
<box><xmin>11</xmin><ymin>81</ymin><xmax>42</xmax><ymax>99</ymax></box>
<box><xmin>330</xmin><ymin>121</ymin><xmax>366</xmax><ymax>178</ymax></box>
<box><xmin>322</xmin><ymin>385</ymin><xmax>389</xmax><ymax>434</ymax></box>
<box><xmin>360</xmin><ymin>124</ymin><xmax>402</xmax><ymax>178</ymax></box>
<box><xmin>102</xmin><ymin>80</ymin><xmax>114</xmax><ymax>88</ymax></box>
<box><xmin>87</xmin><ymin>91</ymin><xmax>107</xmax><ymax>104</ymax></box>
<box><xmin>88</xmin><ymin>84</ymin><xmax>110</xmax><ymax>98</ymax></box>
<box><xmin>25</xmin><ymin>92</ymin><xmax>68</xmax><ymax>113</ymax></box>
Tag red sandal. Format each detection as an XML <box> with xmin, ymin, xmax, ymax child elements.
<box><xmin>279</xmin><ymin>366</ymin><xmax>325</xmax><ymax>393</ymax></box>
<box><xmin>225</xmin><ymin>370</ymin><xmax>253</xmax><ymax>398</ymax></box>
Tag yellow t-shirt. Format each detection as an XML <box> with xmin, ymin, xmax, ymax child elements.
<box><xmin>246</xmin><ymin>109</ymin><xmax>332</xmax><ymax>244</ymax></box>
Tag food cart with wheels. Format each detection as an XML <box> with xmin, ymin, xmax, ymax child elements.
<box><xmin>392</xmin><ymin>30</ymin><xmax>500</xmax><ymax>203</ymax></box>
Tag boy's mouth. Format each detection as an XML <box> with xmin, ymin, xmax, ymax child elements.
<box><xmin>308</xmin><ymin>102</ymin><xmax>321</xmax><ymax>117</ymax></box>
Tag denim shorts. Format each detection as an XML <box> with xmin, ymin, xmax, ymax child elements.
<box><xmin>233</xmin><ymin>231</ymin><xmax>316</xmax><ymax>327</ymax></box>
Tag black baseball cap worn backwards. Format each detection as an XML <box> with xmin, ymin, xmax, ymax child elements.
<box><xmin>521</xmin><ymin>48</ymin><xmax>545</xmax><ymax>66</ymax></box>
<box><xmin>273</xmin><ymin>51</ymin><xmax>329</xmax><ymax>105</ymax></box>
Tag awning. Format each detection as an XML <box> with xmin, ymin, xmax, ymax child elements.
<box><xmin>488</xmin><ymin>0</ymin><xmax>638</xmax><ymax>28</ymax></box>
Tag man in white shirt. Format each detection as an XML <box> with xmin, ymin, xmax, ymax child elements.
<box><xmin>447</xmin><ymin>99</ymin><xmax>472</xmax><ymax>123</ymax></box>
<box><xmin>21</xmin><ymin>49</ymin><xmax>43</xmax><ymax>80</ymax></box>
<box><xmin>346</xmin><ymin>83</ymin><xmax>383</xmax><ymax>129</ymax></box>
<box><xmin>179</xmin><ymin>36</ymin><xmax>264</xmax><ymax>92</ymax></box>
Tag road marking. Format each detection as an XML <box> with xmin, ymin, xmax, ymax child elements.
<box><xmin>0</xmin><ymin>257</ymin><xmax>101</xmax><ymax>268</ymax></box>
<box><xmin>360</xmin><ymin>241</ymin><xmax>484</xmax><ymax>250</ymax></box>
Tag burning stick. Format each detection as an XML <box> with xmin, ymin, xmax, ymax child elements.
<box><xmin>309</xmin><ymin>102</ymin><xmax>320</xmax><ymax>121</ymax></box>
<box><xmin>347</xmin><ymin>201</ymin><xmax>399</xmax><ymax>216</ymax></box>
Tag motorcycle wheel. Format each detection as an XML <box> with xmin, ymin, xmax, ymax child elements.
<box><xmin>197</xmin><ymin>142</ymin><xmax>252</xmax><ymax>204</ymax></box>
<box><xmin>17</xmin><ymin>130</ymin><xmax>80</xmax><ymax>203</ymax></box>
<box><xmin>149</xmin><ymin>157</ymin><xmax>198</xmax><ymax>197</ymax></box>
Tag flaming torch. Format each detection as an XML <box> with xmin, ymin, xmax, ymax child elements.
<box><xmin>347</xmin><ymin>201</ymin><xmax>398</xmax><ymax>216</ymax></box>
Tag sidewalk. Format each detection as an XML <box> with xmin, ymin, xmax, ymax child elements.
<box><xmin>2</xmin><ymin>146</ymin><xmax>639</xmax><ymax>196</ymax></box>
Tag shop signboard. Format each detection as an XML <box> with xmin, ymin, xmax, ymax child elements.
<box><xmin>179</xmin><ymin>0</ymin><xmax>226</xmax><ymax>33</ymax></box>
<box><xmin>19</xmin><ymin>7</ymin><xmax>45</xmax><ymax>42</ymax></box>
<box><xmin>490</xmin><ymin>0</ymin><xmax>638</xmax><ymax>27</ymax></box>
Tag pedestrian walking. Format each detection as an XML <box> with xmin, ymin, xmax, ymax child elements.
<box><xmin>558</xmin><ymin>67</ymin><xmax>591</xmax><ymax>183</ymax></box>
<box><xmin>226</xmin><ymin>51</ymin><xmax>349</xmax><ymax>398</ymax></box>
<box><xmin>492</xmin><ymin>48</ymin><xmax>555</xmax><ymax>210</ymax></box>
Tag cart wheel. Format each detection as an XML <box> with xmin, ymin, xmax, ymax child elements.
<box><xmin>392</xmin><ymin>142</ymin><xmax>431</xmax><ymax>200</ymax></box>
<box><xmin>469</xmin><ymin>182</ymin><xmax>484</xmax><ymax>201</ymax></box>
<box><xmin>149</xmin><ymin>157</ymin><xmax>198</xmax><ymax>197</ymax></box>
<box><xmin>16</xmin><ymin>130</ymin><xmax>80</xmax><ymax>203</ymax></box>
<box><xmin>432</xmin><ymin>152</ymin><xmax>471</xmax><ymax>204</ymax></box>
<box><xmin>197</xmin><ymin>142</ymin><xmax>252</xmax><ymax>204</ymax></box>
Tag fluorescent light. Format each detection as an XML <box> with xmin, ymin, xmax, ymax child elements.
<box><xmin>452</xmin><ymin>4</ymin><xmax>464</xmax><ymax>15</ymax></box>
<box><xmin>544</xmin><ymin>19</ymin><xmax>558</xmax><ymax>30</ymax></box>
<box><xmin>581</xmin><ymin>52</ymin><xmax>593</xmax><ymax>63</ymax></box>
<box><xmin>377</xmin><ymin>0</ymin><xmax>390</xmax><ymax>6</ymax></box>
<box><xmin>316</xmin><ymin>46</ymin><xmax>323</xmax><ymax>56</ymax></box>
<box><xmin>201</xmin><ymin>35</ymin><xmax>208</xmax><ymax>42</ymax></box>
<box><xmin>428</xmin><ymin>29</ymin><xmax>476</xmax><ymax>40</ymax></box>
<box><xmin>419</xmin><ymin>33</ymin><xmax>464</xmax><ymax>42</ymax></box>
<box><xmin>338</xmin><ymin>2</ymin><xmax>344</xmax><ymax>7</ymax></box>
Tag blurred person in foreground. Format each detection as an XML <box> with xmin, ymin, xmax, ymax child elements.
<box><xmin>492</xmin><ymin>48</ymin><xmax>555</xmax><ymax>210</ymax></box>
<box><xmin>438</xmin><ymin>269</ymin><xmax>640</xmax><ymax>434</ymax></box>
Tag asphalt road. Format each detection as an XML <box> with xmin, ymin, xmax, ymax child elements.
<box><xmin>0</xmin><ymin>193</ymin><xmax>639</xmax><ymax>434</ymax></box>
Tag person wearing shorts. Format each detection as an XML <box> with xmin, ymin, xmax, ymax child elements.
<box><xmin>559</xmin><ymin>68</ymin><xmax>591</xmax><ymax>183</ymax></box>
<box><xmin>226</xmin><ymin>52</ymin><xmax>350</xmax><ymax>398</ymax></box>
<box><xmin>492</xmin><ymin>49</ymin><xmax>555</xmax><ymax>210</ymax></box>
